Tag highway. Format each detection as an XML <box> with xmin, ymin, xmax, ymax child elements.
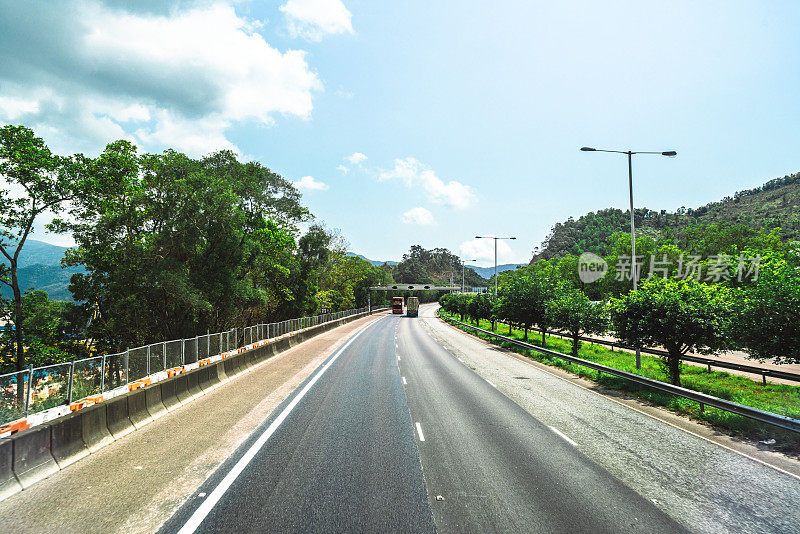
<box><xmin>162</xmin><ymin>306</ymin><xmax>716</xmax><ymax>533</ymax></box>
<box><xmin>4</xmin><ymin>304</ymin><xmax>794</xmax><ymax>533</ymax></box>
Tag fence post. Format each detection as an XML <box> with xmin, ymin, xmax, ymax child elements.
<box><xmin>181</xmin><ymin>338</ymin><xmax>185</xmax><ymax>365</ymax></box>
<box><xmin>67</xmin><ymin>361</ymin><xmax>76</xmax><ymax>404</ymax></box>
<box><xmin>146</xmin><ymin>345</ymin><xmax>151</xmax><ymax>376</ymax></box>
<box><xmin>25</xmin><ymin>365</ymin><xmax>33</xmax><ymax>418</ymax></box>
<box><xmin>125</xmin><ymin>349</ymin><xmax>130</xmax><ymax>384</ymax></box>
<box><xmin>100</xmin><ymin>354</ymin><xmax>106</xmax><ymax>393</ymax></box>
<box><xmin>207</xmin><ymin>330</ymin><xmax>210</xmax><ymax>357</ymax></box>
<box><xmin>163</xmin><ymin>341</ymin><xmax>167</xmax><ymax>370</ymax></box>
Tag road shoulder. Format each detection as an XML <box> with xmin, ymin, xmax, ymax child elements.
<box><xmin>0</xmin><ymin>313</ymin><xmax>385</xmax><ymax>534</ymax></box>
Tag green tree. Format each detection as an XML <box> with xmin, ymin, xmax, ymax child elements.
<box><xmin>0</xmin><ymin>125</ymin><xmax>77</xmax><ymax>383</ymax></box>
<box><xmin>610</xmin><ymin>278</ymin><xmax>734</xmax><ymax>386</ymax></box>
<box><xmin>467</xmin><ymin>293</ymin><xmax>493</xmax><ymax>325</ymax></box>
<box><xmin>550</xmin><ymin>289</ymin><xmax>607</xmax><ymax>355</ymax></box>
<box><xmin>734</xmin><ymin>258</ymin><xmax>800</xmax><ymax>364</ymax></box>
<box><xmin>58</xmin><ymin>141</ymin><xmax>305</xmax><ymax>350</ymax></box>
<box><xmin>495</xmin><ymin>275</ymin><xmax>539</xmax><ymax>341</ymax></box>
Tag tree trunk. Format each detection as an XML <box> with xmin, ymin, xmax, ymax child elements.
<box><xmin>541</xmin><ymin>328</ymin><xmax>546</xmax><ymax>347</ymax></box>
<box><xmin>571</xmin><ymin>333</ymin><xmax>579</xmax><ymax>356</ymax></box>
<box><xmin>668</xmin><ymin>351</ymin><xmax>682</xmax><ymax>386</ymax></box>
<box><xmin>523</xmin><ymin>327</ymin><xmax>528</xmax><ymax>341</ymax></box>
<box><xmin>10</xmin><ymin>261</ymin><xmax>25</xmax><ymax>402</ymax></box>
<box><xmin>508</xmin><ymin>322</ymin><xmax>513</xmax><ymax>335</ymax></box>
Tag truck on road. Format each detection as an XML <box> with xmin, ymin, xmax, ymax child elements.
<box><xmin>392</xmin><ymin>296</ymin><xmax>404</xmax><ymax>314</ymax></box>
<box><xmin>406</xmin><ymin>297</ymin><xmax>419</xmax><ymax>317</ymax></box>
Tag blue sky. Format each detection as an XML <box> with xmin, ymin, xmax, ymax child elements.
<box><xmin>1</xmin><ymin>1</ymin><xmax>799</xmax><ymax>266</ymax></box>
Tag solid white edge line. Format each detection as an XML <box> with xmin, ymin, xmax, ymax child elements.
<box><xmin>487</xmin><ymin>380</ymin><xmax>496</xmax><ymax>388</ymax></box>
<box><xmin>402</xmin><ymin>376</ymin><xmax>407</xmax><ymax>385</ymax></box>
<box><xmin>548</xmin><ymin>425</ymin><xmax>577</xmax><ymax>447</ymax></box>
<box><xmin>444</xmin><ymin>320</ymin><xmax>800</xmax><ymax>483</ymax></box>
<box><xmin>176</xmin><ymin>317</ymin><xmax>383</xmax><ymax>534</ymax></box>
<box><xmin>416</xmin><ymin>422</ymin><xmax>425</xmax><ymax>442</ymax></box>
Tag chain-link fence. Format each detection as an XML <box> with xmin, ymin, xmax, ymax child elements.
<box><xmin>1</xmin><ymin>306</ymin><xmax>371</xmax><ymax>426</ymax></box>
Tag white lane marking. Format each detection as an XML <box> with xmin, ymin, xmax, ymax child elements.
<box><xmin>548</xmin><ymin>425</ymin><xmax>577</xmax><ymax>447</ymax></box>
<box><xmin>176</xmin><ymin>317</ymin><xmax>383</xmax><ymax>534</ymax></box>
<box><xmin>501</xmin><ymin>349</ymin><xmax>800</xmax><ymax>482</ymax></box>
<box><xmin>416</xmin><ymin>422</ymin><xmax>425</xmax><ymax>442</ymax></box>
<box><xmin>402</xmin><ymin>376</ymin><xmax>407</xmax><ymax>385</ymax></box>
<box><xmin>487</xmin><ymin>380</ymin><xmax>496</xmax><ymax>388</ymax></box>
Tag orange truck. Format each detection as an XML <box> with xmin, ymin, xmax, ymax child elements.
<box><xmin>392</xmin><ymin>296</ymin><xmax>404</xmax><ymax>314</ymax></box>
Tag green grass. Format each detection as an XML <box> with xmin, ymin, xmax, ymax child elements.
<box><xmin>441</xmin><ymin>312</ymin><xmax>800</xmax><ymax>453</ymax></box>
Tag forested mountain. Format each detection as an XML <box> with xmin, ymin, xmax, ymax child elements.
<box><xmin>390</xmin><ymin>245</ymin><xmax>489</xmax><ymax>287</ymax></box>
<box><xmin>534</xmin><ymin>172</ymin><xmax>800</xmax><ymax>261</ymax></box>
<box><xmin>0</xmin><ymin>240</ymin><xmax>78</xmax><ymax>301</ymax></box>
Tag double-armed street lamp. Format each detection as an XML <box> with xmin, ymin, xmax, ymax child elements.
<box><xmin>580</xmin><ymin>146</ymin><xmax>676</xmax><ymax>368</ymax></box>
<box><xmin>460</xmin><ymin>259</ymin><xmax>477</xmax><ymax>293</ymax></box>
<box><xmin>475</xmin><ymin>235</ymin><xmax>516</xmax><ymax>331</ymax></box>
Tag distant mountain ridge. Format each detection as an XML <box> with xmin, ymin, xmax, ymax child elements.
<box><xmin>346</xmin><ymin>252</ymin><xmax>399</xmax><ymax>266</ymax></box>
<box><xmin>1</xmin><ymin>239</ymin><xmax>80</xmax><ymax>301</ymax></box>
<box><xmin>467</xmin><ymin>263</ymin><xmax>523</xmax><ymax>279</ymax></box>
<box><xmin>348</xmin><ymin>251</ymin><xmax>518</xmax><ymax>280</ymax></box>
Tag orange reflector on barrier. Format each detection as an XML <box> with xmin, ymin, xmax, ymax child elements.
<box><xmin>198</xmin><ymin>358</ymin><xmax>211</xmax><ymax>366</ymax></box>
<box><xmin>166</xmin><ymin>366</ymin><xmax>185</xmax><ymax>377</ymax></box>
<box><xmin>127</xmin><ymin>378</ymin><xmax>152</xmax><ymax>391</ymax></box>
<box><xmin>0</xmin><ymin>419</ymin><xmax>30</xmax><ymax>435</ymax></box>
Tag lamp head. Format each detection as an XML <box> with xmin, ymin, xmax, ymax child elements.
<box><xmin>580</xmin><ymin>147</ymin><xmax>596</xmax><ymax>151</ymax></box>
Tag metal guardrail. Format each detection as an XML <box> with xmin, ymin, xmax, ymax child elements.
<box><xmin>0</xmin><ymin>306</ymin><xmax>371</xmax><ymax>426</ymax></box>
<box><xmin>488</xmin><ymin>319</ymin><xmax>800</xmax><ymax>385</ymax></box>
<box><xmin>439</xmin><ymin>312</ymin><xmax>800</xmax><ymax>434</ymax></box>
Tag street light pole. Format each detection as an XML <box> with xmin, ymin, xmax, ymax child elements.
<box><xmin>461</xmin><ymin>259</ymin><xmax>476</xmax><ymax>293</ymax></box>
<box><xmin>581</xmin><ymin>146</ymin><xmax>676</xmax><ymax>369</ymax></box>
<box><xmin>475</xmin><ymin>235</ymin><xmax>516</xmax><ymax>331</ymax></box>
<box><xmin>628</xmin><ymin>151</ymin><xmax>636</xmax><ymax>292</ymax></box>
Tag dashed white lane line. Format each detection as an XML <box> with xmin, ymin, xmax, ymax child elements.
<box><xmin>402</xmin><ymin>376</ymin><xmax>407</xmax><ymax>385</ymax></box>
<box><xmin>487</xmin><ymin>380</ymin><xmax>496</xmax><ymax>388</ymax></box>
<box><xmin>548</xmin><ymin>425</ymin><xmax>577</xmax><ymax>447</ymax></box>
<box><xmin>416</xmin><ymin>422</ymin><xmax>426</xmax><ymax>442</ymax></box>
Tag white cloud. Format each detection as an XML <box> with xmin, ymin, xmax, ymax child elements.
<box><xmin>459</xmin><ymin>237</ymin><xmax>517</xmax><ymax>264</ymax></box>
<box><xmin>294</xmin><ymin>175</ymin><xmax>329</xmax><ymax>191</ymax></box>
<box><xmin>379</xmin><ymin>157</ymin><xmax>477</xmax><ymax>210</ymax></box>
<box><xmin>0</xmin><ymin>2</ymin><xmax>322</xmax><ymax>156</ymax></box>
<box><xmin>347</xmin><ymin>151</ymin><xmax>367</xmax><ymax>164</ymax></box>
<box><xmin>280</xmin><ymin>0</ymin><xmax>354</xmax><ymax>41</ymax></box>
<box><xmin>401</xmin><ymin>207</ymin><xmax>435</xmax><ymax>225</ymax></box>
<box><xmin>336</xmin><ymin>164</ymin><xmax>349</xmax><ymax>174</ymax></box>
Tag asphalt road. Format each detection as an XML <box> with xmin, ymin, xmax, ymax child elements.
<box><xmin>162</xmin><ymin>312</ymin><xmax>685</xmax><ymax>533</ymax></box>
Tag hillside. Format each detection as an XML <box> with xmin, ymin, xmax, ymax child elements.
<box><xmin>1</xmin><ymin>239</ymin><xmax>79</xmax><ymax>301</ymax></box>
<box><xmin>346</xmin><ymin>252</ymin><xmax>399</xmax><ymax>266</ymax></box>
<box><xmin>534</xmin><ymin>171</ymin><xmax>800</xmax><ymax>260</ymax></box>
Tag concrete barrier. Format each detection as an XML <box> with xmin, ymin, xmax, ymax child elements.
<box><xmin>145</xmin><ymin>383</ymin><xmax>168</xmax><ymax>420</ymax></box>
<box><xmin>105</xmin><ymin>396</ymin><xmax>135</xmax><ymax>439</ymax></box>
<box><xmin>81</xmin><ymin>402</ymin><xmax>114</xmax><ymax>452</ymax></box>
<box><xmin>0</xmin><ymin>438</ymin><xmax>21</xmax><ymax>501</ymax></box>
<box><xmin>223</xmin><ymin>355</ymin><xmax>241</xmax><ymax>378</ymax></box>
<box><xmin>127</xmin><ymin>389</ymin><xmax>153</xmax><ymax>429</ymax></box>
<box><xmin>173</xmin><ymin>372</ymin><xmax>193</xmax><ymax>405</ymax></box>
<box><xmin>160</xmin><ymin>377</ymin><xmax>183</xmax><ymax>412</ymax></box>
<box><xmin>186</xmin><ymin>369</ymin><xmax>203</xmax><ymax>399</ymax></box>
<box><xmin>49</xmin><ymin>412</ymin><xmax>90</xmax><ymax>468</ymax></box>
<box><xmin>204</xmin><ymin>362</ymin><xmax>224</xmax><ymax>389</ymax></box>
<box><xmin>195</xmin><ymin>365</ymin><xmax>213</xmax><ymax>392</ymax></box>
<box><xmin>0</xmin><ymin>309</ymin><xmax>377</xmax><ymax>502</ymax></box>
<box><xmin>12</xmin><ymin>425</ymin><xmax>59</xmax><ymax>489</ymax></box>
